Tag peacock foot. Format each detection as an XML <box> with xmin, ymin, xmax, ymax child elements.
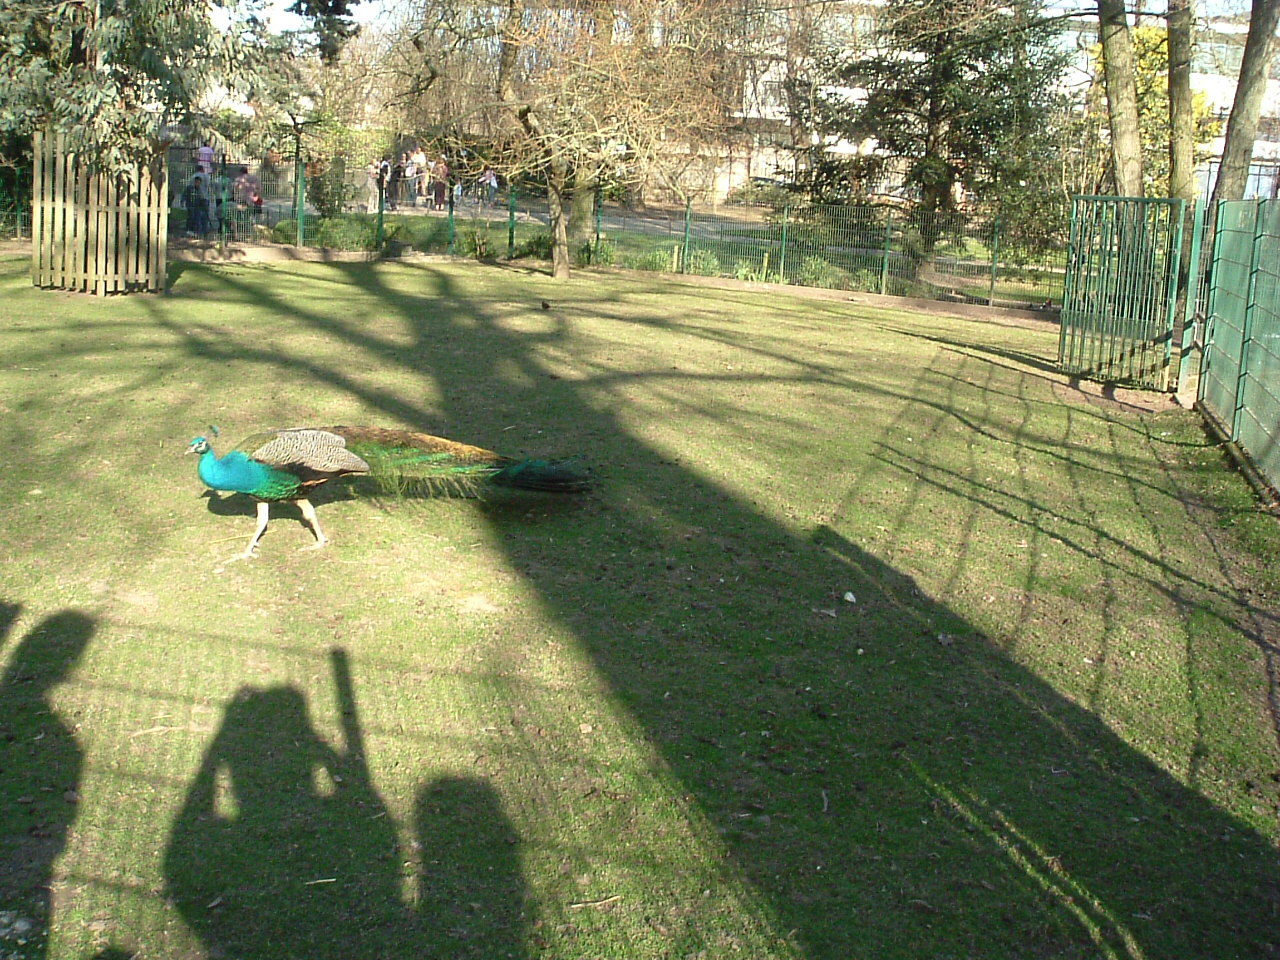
<box><xmin>299</xmin><ymin>537</ymin><xmax>330</xmax><ymax>552</ymax></box>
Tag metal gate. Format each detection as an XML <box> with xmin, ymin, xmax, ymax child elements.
<box><xmin>1059</xmin><ymin>196</ymin><xmax>1186</xmax><ymax>390</ymax></box>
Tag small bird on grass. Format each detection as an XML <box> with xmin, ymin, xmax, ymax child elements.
<box><xmin>187</xmin><ymin>425</ymin><xmax>591</xmax><ymax>559</ymax></box>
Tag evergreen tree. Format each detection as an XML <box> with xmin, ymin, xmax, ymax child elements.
<box><xmin>798</xmin><ymin>0</ymin><xmax>1070</xmax><ymax>214</ymax></box>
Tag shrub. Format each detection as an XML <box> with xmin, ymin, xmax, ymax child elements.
<box><xmin>626</xmin><ymin>248</ymin><xmax>677</xmax><ymax>272</ymax></box>
<box><xmin>307</xmin><ymin>161</ymin><xmax>358</xmax><ymax>219</ymax></box>
<box><xmin>733</xmin><ymin>255</ymin><xmax>771</xmax><ymax>282</ymax></box>
<box><xmin>794</xmin><ymin>255</ymin><xmax>849</xmax><ymax>290</ymax></box>
<box><xmin>683</xmin><ymin>247</ymin><xmax>721</xmax><ymax>277</ymax></box>
<box><xmin>272</xmin><ymin>219</ymin><xmax>298</xmax><ymax>245</ymax></box>
<box><xmin>575</xmin><ymin>240</ymin><xmax>616</xmax><ymax>267</ymax></box>
<box><xmin>513</xmin><ymin>231</ymin><xmax>553</xmax><ymax>260</ymax></box>
<box><xmin>459</xmin><ymin>224</ymin><xmax>494</xmax><ymax>260</ymax></box>
<box><xmin>314</xmin><ymin>217</ymin><xmax>377</xmax><ymax>251</ymax></box>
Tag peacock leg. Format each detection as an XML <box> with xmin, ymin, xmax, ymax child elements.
<box><xmin>230</xmin><ymin>501</ymin><xmax>271</xmax><ymax>561</ymax></box>
<box><xmin>297</xmin><ymin>499</ymin><xmax>330</xmax><ymax>550</ymax></box>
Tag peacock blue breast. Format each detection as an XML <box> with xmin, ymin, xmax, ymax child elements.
<box><xmin>199</xmin><ymin>450</ymin><xmax>302</xmax><ymax>500</ymax></box>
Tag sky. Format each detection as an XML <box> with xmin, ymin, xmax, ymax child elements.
<box><xmin>256</xmin><ymin>0</ymin><xmax>396</xmax><ymax>34</ymax></box>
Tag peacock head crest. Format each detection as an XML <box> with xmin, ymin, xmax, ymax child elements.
<box><xmin>186</xmin><ymin>425</ymin><xmax>220</xmax><ymax>456</ymax></box>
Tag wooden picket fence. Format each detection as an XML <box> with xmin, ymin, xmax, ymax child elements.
<box><xmin>31</xmin><ymin>131</ymin><xmax>169</xmax><ymax>294</ymax></box>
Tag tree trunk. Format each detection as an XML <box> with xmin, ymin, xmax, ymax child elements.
<box><xmin>548</xmin><ymin>161</ymin><xmax>571</xmax><ymax>280</ymax></box>
<box><xmin>568</xmin><ymin>172</ymin><xmax>596</xmax><ymax>253</ymax></box>
<box><xmin>1210</xmin><ymin>0</ymin><xmax>1280</xmax><ymax>205</ymax></box>
<box><xmin>1167</xmin><ymin>0</ymin><xmax>1195</xmax><ymax>203</ymax></box>
<box><xmin>1167</xmin><ymin>0</ymin><xmax>1198</xmax><ymax>396</ymax></box>
<box><xmin>1097</xmin><ymin>0</ymin><xmax>1144</xmax><ymax>196</ymax></box>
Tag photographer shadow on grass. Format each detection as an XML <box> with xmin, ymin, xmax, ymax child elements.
<box><xmin>0</xmin><ymin>606</ymin><xmax>96</xmax><ymax>960</ymax></box>
<box><xmin>163</xmin><ymin>648</ymin><xmax>529</xmax><ymax>959</ymax></box>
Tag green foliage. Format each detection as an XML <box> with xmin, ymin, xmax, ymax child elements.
<box><xmin>795</xmin><ymin>256</ymin><xmax>848</xmax><ymax>290</ymax></box>
<box><xmin>314</xmin><ymin>216</ymin><xmax>378</xmax><ymax>251</ymax></box>
<box><xmin>0</xmin><ymin>1</ymin><xmax>272</xmax><ymax>173</ymax></box>
<box><xmin>574</xmin><ymin>241</ymin><xmax>617</xmax><ymax>267</ymax></box>
<box><xmin>724</xmin><ymin>181</ymin><xmax>792</xmax><ymax>209</ymax></box>
<box><xmin>513</xmin><ymin>232</ymin><xmax>554</xmax><ymax>260</ymax></box>
<box><xmin>683</xmin><ymin>248</ymin><xmax>721</xmax><ymax>277</ymax></box>
<box><xmin>798</xmin><ymin>0</ymin><xmax>1070</xmax><ymax>211</ymax></box>
<box><xmin>283</xmin><ymin>0</ymin><xmax>363</xmax><ymax>63</ymax></box>
<box><xmin>590</xmin><ymin>240</ymin><xmax>616</xmax><ymax>266</ymax></box>
<box><xmin>306</xmin><ymin>160</ymin><xmax>357</xmax><ymax>219</ymax></box>
<box><xmin>272</xmin><ymin>219</ymin><xmax>300</xmax><ymax>245</ymax></box>
<box><xmin>626</xmin><ymin>247</ymin><xmax>679</xmax><ymax>272</ymax></box>
<box><xmin>460</xmin><ymin>223</ymin><xmax>494</xmax><ymax>260</ymax></box>
<box><xmin>0</xmin><ymin>2</ymin><xmax>365</xmax><ymax>177</ymax></box>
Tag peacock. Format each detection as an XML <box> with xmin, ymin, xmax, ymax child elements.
<box><xmin>186</xmin><ymin>425</ymin><xmax>591</xmax><ymax>559</ymax></box>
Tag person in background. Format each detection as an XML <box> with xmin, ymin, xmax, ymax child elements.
<box><xmin>388</xmin><ymin>154</ymin><xmax>405</xmax><ymax>211</ymax></box>
<box><xmin>411</xmin><ymin>145</ymin><xmax>428</xmax><ymax>202</ymax></box>
<box><xmin>195</xmin><ymin>141</ymin><xmax>214</xmax><ymax>174</ymax></box>
<box><xmin>230</xmin><ymin>166</ymin><xmax>261</xmax><ymax>238</ymax></box>
<box><xmin>184</xmin><ymin>172</ymin><xmax>210</xmax><ymax>236</ymax></box>
<box><xmin>431</xmin><ymin>157</ymin><xmax>448</xmax><ymax>211</ymax></box>
<box><xmin>403</xmin><ymin>152</ymin><xmax>418</xmax><ymax>206</ymax></box>
<box><xmin>480</xmin><ymin>167</ymin><xmax>499</xmax><ymax>207</ymax></box>
<box><xmin>233</xmin><ymin>166</ymin><xmax>261</xmax><ymax>207</ymax></box>
<box><xmin>366</xmin><ymin>159</ymin><xmax>381</xmax><ymax>213</ymax></box>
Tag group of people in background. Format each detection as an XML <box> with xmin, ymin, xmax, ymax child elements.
<box><xmin>181</xmin><ymin>143</ymin><xmax>264</xmax><ymax>238</ymax></box>
<box><xmin>176</xmin><ymin>140</ymin><xmax>504</xmax><ymax>241</ymax></box>
<box><xmin>367</xmin><ymin>147</ymin><xmax>500</xmax><ymax>214</ymax></box>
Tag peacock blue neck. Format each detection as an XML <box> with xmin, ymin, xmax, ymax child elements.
<box><xmin>198</xmin><ymin>447</ymin><xmax>292</xmax><ymax>498</ymax></box>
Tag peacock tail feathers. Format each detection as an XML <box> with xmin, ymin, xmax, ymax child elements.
<box><xmin>323</xmin><ymin>426</ymin><xmax>592</xmax><ymax>496</ymax></box>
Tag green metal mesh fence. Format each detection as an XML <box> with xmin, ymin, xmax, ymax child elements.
<box><xmin>0</xmin><ymin>183</ymin><xmax>31</xmax><ymax>240</ymax></box>
<box><xmin>600</xmin><ymin>200</ymin><xmax>1066</xmax><ymax>309</ymax></box>
<box><xmin>166</xmin><ymin>148</ymin><xmax>548</xmax><ymax>257</ymax></box>
<box><xmin>170</xmin><ymin>149</ymin><xmax>387</xmax><ymax>251</ymax></box>
<box><xmin>1200</xmin><ymin>199</ymin><xmax>1280</xmax><ymax>494</ymax></box>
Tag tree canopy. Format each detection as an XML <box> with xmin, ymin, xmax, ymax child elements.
<box><xmin>0</xmin><ymin>0</ymin><xmax>358</xmax><ymax>174</ymax></box>
<box><xmin>797</xmin><ymin>0</ymin><xmax>1071</xmax><ymax>213</ymax></box>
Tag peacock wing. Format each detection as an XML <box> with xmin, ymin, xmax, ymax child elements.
<box><xmin>242</xmin><ymin>428</ymin><xmax>371</xmax><ymax>474</ymax></box>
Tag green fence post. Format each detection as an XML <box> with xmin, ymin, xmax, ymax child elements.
<box><xmin>778</xmin><ymin>205</ymin><xmax>790</xmax><ymax>283</ymax></box>
<box><xmin>1174</xmin><ymin>199</ymin><xmax>1205</xmax><ymax>395</ymax></box>
<box><xmin>594</xmin><ymin>184</ymin><xmax>603</xmax><ymax>263</ymax></box>
<box><xmin>681</xmin><ymin>199</ymin><xmax>692</xmax><ymax>273</ymax></box>
<box><xmin>507</xmin><ymin>187</ymin><xmax>516</xmax><ymax>259</ymax></box>
<box><xmin>1230</xmin><ymin>201</ymin><xmax>1265</xmax><ymax>441</ymax></box>
<box><xmin>879</xmin><ymin>211</ymin><xmax>893</xmax><ymax>295</ymax></box>
<box><xmin>294</xmin><ymin>155</ymin><xmax>305</xmax><ymax>249</ymax></box>
<box><xmin>1197</xmin><ymin>200</ymin><xmax>1230</xmax><ymax>407</ymax></box>
<box><xmin>447</xmin><ymin>189</ymin><xmax>456</xmax><ymax>255</ymax></box>
<box><xmin>1161</xmin><ymin>199</ymin><xmax>1188</xmax><ymax>389</ymax></box>
<box><xmin>375</xmin><ymin>179</ymin><xmax>385</xmax><ymax>251</ymax></box>
<box><xmin>1058</xmin><ymin>197</ymin><xmax>1083</xmax><ymax>368</ymax></box>
<box><xmin>987</xmin><ymin>216</ymin><xmax>1001</xmax><ymax>306</ymax></box>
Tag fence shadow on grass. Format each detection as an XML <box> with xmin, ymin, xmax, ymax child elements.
<box><xmin>157</xmin><ymin>262</ymin><xmax>1279</xmax><ymax>959</ymax></box>
<box><xmin>0</xmin><ymin>607</ymin><xmax>96</xmax><ymax>960</ymax></box>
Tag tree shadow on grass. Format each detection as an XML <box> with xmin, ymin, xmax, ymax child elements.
<box><xmin>161</xmin><ymin>261</ymin><xmax>1280</xmax><ymax>958</ymax></box>
<box><xmin>409</xmin><ymin>265</ymin><xmax>1280</xmax><ymax>959</ymax></box>
<box><xmin>0</xmin><ymin>608</ymin><xmax>96</xmax><ymax>960</ymax></box>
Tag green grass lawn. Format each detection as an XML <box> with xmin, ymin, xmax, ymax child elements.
<box><xmin>1</xmin><ymin>254</ymin><xmax>1277</xmax><ymax>960</ymax></box>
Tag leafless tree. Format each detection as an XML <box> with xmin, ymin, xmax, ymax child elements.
<box><xmin>1209</xmin><ymin>0</ymin><xmax>1280</xmax><ymax>205</ymax></box>
<box><xmin>382</xmin><ymin>0</ymin><xmax>742</xmax><ymax>277</ymax></box>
